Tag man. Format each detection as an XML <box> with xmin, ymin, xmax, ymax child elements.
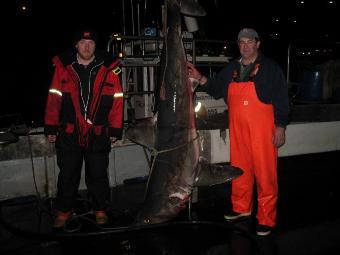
<box><xmin>45</xmin><ymin>28</ymin><xmax>124</xmax><ymax>229</ymax></box>
<box><xmin>188</xmin><ymin>28</ymin><xmax>289</xmax><ymax>236</ymax></box>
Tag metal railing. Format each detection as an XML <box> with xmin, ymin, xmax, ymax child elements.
<box><xmin>106</xmin><ymin>34</ymin><xmax>234</xmax><ymax>121</ymax></box>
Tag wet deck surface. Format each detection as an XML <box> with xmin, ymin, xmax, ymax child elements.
<box><xmin>1</xmin><ymin>151</ymin><xmax>340</xmax><ymax>254</ymax></box>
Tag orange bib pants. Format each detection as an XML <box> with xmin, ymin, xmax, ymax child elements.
<box><xmin>228</xmin><ymin>81</ymin><xmax>278</xmax><ymax>227</ymax></box>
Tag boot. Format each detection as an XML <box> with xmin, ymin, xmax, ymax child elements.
<box><xmin>53</xmin><ymin>211</ymin><xmax>72</xmax><ymax>229</ymax></box>
<box><xmin>95</xmin><ymin>210</ymin><xmax>108</xmax><ymax>225</ymax></box>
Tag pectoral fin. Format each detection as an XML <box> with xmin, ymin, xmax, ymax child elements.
<box><xmin>194</xmin><ymin>158</ymin><xmax>243</xmax><ymax>187</ymax></box>
<box><xmin>125</xmin><ymin>117</ymin><xmax>156</xmax><ymax>150</ymax></box>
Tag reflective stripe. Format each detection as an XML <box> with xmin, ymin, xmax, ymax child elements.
<box><xmin>49</xmin><ymin>89</ymin><xmax>62</xmax><ymax>96</ymax></box>
<box><xmin>195</xmin><ymin>102</ymin><xmax>202</xmax><ymax>112</ymax></box>
<box><xmin>114</xmin><ymin>92</ymin><xmax>124</xmax><ymax>98</ymax></box>
<box><xmin>112</xmin><ymin>67</ymin><xmax>121</xmax><ymax>75</ymax></box>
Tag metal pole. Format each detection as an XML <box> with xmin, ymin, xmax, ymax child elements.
<box><xmin>122</xmin><ymin>0</ymin><xmax>126</xmax><ymax>35</ymax></box>
<box><xmin>137</xmin><ymin>2</ymin><xmax>141</xmax><ymax>36</ymax></box>
<box><xmin>287</xmin><ymin>42</ymin><xmax>291</xmax><ymax>85</ymax></box>
<box><xmin>192</xmin><ymin>39</ymin><xmax>196</xmax><ymax>65</ymax></box>
<box><xmin>131</xmin><ymin>0</ymin><xmax>135</xmax><ymax>35</ymax></box>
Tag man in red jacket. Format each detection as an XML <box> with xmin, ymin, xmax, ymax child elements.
<box><xmin>45</xmin><ymin>28</ymin><xmax>123</xmax><ymax>229</ymax></box>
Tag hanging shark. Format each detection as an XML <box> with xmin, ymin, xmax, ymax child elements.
<box><xmin>126</xmin><ymin>0</ymin><xmax>243</xmax><ymax>225</ymax></box>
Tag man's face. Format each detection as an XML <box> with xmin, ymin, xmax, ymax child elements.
<box><xmin>238</xmin><ymin>37</ymin><xmax>260</xmax><ymax>60</ymax></box>
<box><xmin>76</xmin><ymin>39</ymin><xmax>96</xmax><ymax>60</ymax></box>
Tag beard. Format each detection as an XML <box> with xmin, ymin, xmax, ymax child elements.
<box><xmin>78</xmin><ymin>50</ymin><xmax>95</xmax><ymax>61</ymax></box>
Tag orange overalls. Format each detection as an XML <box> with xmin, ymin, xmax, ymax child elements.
<box><xmin>227</xmin><ymin>67</ymin><xmax>278</xmax><ymax>227</ymax></box>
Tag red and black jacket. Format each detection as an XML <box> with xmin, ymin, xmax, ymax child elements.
<box><xmin>44</xmin><ymin>49</ymin><xmax>123</xmax><ymax>146</ymax></box>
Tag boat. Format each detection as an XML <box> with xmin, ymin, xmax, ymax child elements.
<box><xmin>1</xmin><ymin>31</ymin><xmax>340</xmax><ymax>255</ymax></box>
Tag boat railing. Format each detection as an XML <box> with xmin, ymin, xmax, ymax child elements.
<box><xmin>107</xmin><ymin>34</ymin><xmax>234</xmax><ymax>64</ymax></box>
<box><xmin>106</xmin><ymin>34</ymin><xmax>233</xmax><ymax>121</ymax></box>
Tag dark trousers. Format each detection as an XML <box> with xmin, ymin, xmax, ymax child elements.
<box><xmin>55</xmin><ymin>135</ymin><xmax>110</xmax><ymax>212</ymax></box>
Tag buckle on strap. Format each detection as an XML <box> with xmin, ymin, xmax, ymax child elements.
<box><xmin>112</xmin><ymin>66</ymin><xmax>121</xmax><ymax>75</ymax></box>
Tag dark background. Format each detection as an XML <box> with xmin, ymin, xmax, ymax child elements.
<box><xmin>4</xmin><ymin>0</ymin><xmax>339</xmax><ymax>126</ymax></box>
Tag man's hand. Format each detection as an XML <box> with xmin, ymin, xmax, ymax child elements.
<box><xmin>187</xmin><ymin>61</ymin><xmax>207</xmax><ymax>85</ymax></box>
<box><xmin>273</xmin><ymin>126</ymin><xmax>286</xmax><ymax>148</ymax></box>
<box><xmin>47</xmin><ymin>135</ymin><xmax>56</xmax><ymax>143</ymax></box>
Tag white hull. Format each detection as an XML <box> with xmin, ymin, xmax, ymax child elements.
<box><xmin>1</xmin><ymin>121</ymin><xmax>340</xmax><ymax>201</ymax></box>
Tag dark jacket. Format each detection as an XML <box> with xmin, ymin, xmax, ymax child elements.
<box><xmin>44</xmin><ymin>49</ymin><xmax>123</xmax><ymax>146</ymax></box>
<box><xmin>202</xmin><ymin>54</ymin><xmax>290</xmax><ymax>127</ymax></box>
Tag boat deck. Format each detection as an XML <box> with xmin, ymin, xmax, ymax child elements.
<box><xmin>1</xmin><ymin>151</ymin><xmax>339</xmax><ymax>255</ymax></box>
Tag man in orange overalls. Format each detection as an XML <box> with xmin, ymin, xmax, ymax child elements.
<box><xmin>188</xmin><ymin>28</ymin><xmax>289</xmax><ymax>236</ymax></box>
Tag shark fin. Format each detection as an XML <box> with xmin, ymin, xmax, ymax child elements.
<box><xmin>194</xmin><ymin>158</ymin><xmax>243</xmax><ymax>187</ymax></box>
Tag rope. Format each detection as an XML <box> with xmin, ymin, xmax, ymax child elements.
<box><xmin>143</xmin><ymin>131</ymin><xmax>200</xmax><ymax>200</ymax></box>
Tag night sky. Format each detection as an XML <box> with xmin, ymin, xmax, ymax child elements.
<box><xmin>4</xmin><ymin>0</ymin><xmax>339</xmax><ymax>126</ymax></box>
